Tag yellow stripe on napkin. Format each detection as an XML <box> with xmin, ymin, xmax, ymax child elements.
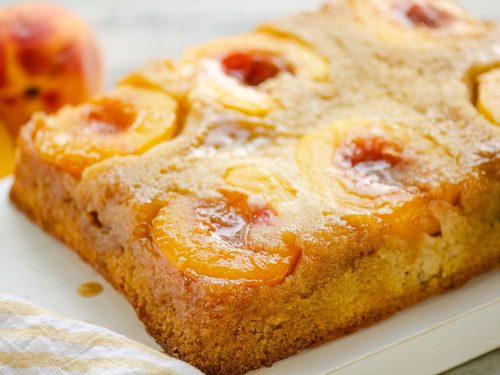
<box><xmin>0</xmin><ymin>294</ymin><xmax>202</xmax><ymax>375</ymax></box>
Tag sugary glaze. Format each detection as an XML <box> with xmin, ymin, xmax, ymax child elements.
<box><xmin>22</xmin><ymin>0</ymin><xmax>500</xmax><ymax>287</ymax></box>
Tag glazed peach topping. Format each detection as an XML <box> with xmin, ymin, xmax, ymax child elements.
<box><xmin>221</xmin><ymin>51</ymin><xmax>289</xmax><ymax>86</ymax></box>
<box><xmin>335</xmin><ymin>134</ymin><xmax>406</xmax><ymax>196</ymax></box>
<box><xmin>33</xmin><ymin>85</ymin><xmax>177</xmax><ymax>177</ymax></box>
<box><xmin>339</xmin><ymin>135</ymin><xmax>441</xmax><ymax>238</ymax></box>
<box><xmin>338</xmin><ymin>135</ymin><xmax>403</xmax><ymax>169</ymax></box>
<box><xmin>403</xmin><ymin>3</ymin><xmax>449</xmax><ymax>28</ymax></box>
<box><xmin>297</xmin><ymin>121</ymin><xmax>409</xmax><ymax>202</ymax></box>
<box><xmin>152</xmin><ymin>190</ymin><xmax>300</xmax><ymax>286</ymax></box>
<box><xmin>341</xmin><ymin>133</ymin><xmax>444</xmax><ymax>238</ymax></box>
<box><xmin>297</xmin><ymin>119</ymin><xmax>442</xmax><ymax>239</ymax></box>
<box><xmin>182</xmin><ymin>33</ymin><xmax>328</xmax><ymax>115</ymax></box>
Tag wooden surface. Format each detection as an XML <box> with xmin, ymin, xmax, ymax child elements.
<box><xmin>0</xmin><ymin>0</ymin><xmax>498</xmax><ymax>373</ymax></box>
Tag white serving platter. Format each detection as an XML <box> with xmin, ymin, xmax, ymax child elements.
<box><xmin>0</xmin><ymin>176</ymin><xmax>498</xmax><ymax>375</ymax></box>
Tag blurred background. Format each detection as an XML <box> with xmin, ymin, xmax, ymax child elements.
<box><xmin>0</xmin><ymin>0</ymin><xmax>498</xmax><ymax>88</ymax></box>
<box><xmin>0</xmin><ymin>0</ymin><xmax>497</xmax><ymax>373</ymax></box>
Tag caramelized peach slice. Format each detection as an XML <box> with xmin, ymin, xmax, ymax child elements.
<box><xmin>403</xmin><ymin>3</ymin><xmax>450</xmax><ymax>28</ymax></box>
<box><xmin>221</xmin><ymin>51</ymin><xmax>289</xmax><ymax>86</ymax></box>
<box><xmin>297</xmin><ymin>119</ymin><xmax>413</xmax><ymax>208</ymax></box>
<box><xmin>350</xmin><ymin>0</ymin><xmax>486</xmax><ymax>43</ymax></box>
<box><xmin>224</xmin><ymin>165</ymin><xmax>297</xmax><ymax>205</ymax></box>
<box><xmin>297</xmin><ymin>118</ymin><xmax>446</xmax><ymax>239</ymax></box>
<box><xmin>341</xmin><ymin>194</ymin><xmax>442</xmax><ymax>241</ymax></box>
<box><xmin>152</xmin><ymin>191</ymin><xmax>300</xmax><ymax>285</ymax></box>
<box><xmin>338</xmin><ymin>135</ymin><xmax>404</xmax><ymax>168</ymax></box>
<box><xmin>476</xmin><ymin>68</ymin><xmax>500</xmax><ymax>126</ymax></box>
<box><xmin>384</xmin><ymin>195</ymin><xmax>441</xmax><ymax>240</ymax></box>
<box><xmin>190</xmin><ymin>60</ymin><xmax>276</xmax><ymax>116</ymax></box>
<box><xmin>181</xmin><ymin>33</ymin><xmax>328</xmax><ymax>115</ymax></box>
<box><xmin>33</xmin><ymin>85</ymin><xmax>177</xmax><ymax>177</ymax></box>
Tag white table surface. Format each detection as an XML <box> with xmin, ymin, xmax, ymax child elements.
<box><xmin>0</xmin><ymin>0</ymin><xmax>498</xmax><ymax>373</ymax></box>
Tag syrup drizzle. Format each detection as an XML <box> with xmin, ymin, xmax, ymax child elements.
<box><xmin>196</xmin><ymin>192</ymin><xmax>274</xmax><ymax>249</ymax></box>
<box><xmin>335</xmin><ymin>135</ymin><xmax>406</xmax><ymax>196</ymax></box>
<box><xmin>77</xmin><ymin>282</ymin><xmax>103</xmax><ymax>297</ymax></box>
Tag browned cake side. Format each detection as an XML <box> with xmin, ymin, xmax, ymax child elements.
<box><xmin>11</xmin><ymin>0</ymin><xmax>500</xmax><ymax>374</ymax></box>
<box><xmin>11</xmin><ymin>131</ymin><xmax>500</xmax><ymax>374</ymax></box>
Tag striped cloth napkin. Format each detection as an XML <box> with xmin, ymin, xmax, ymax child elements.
<box><xmin>0</xmin><ymin>294</ymin><xmax>203</xmax><ymax>374</ymax></box>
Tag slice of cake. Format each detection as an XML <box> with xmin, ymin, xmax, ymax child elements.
<box><xmin>11</xmin><ymin>1</ymin><xmax>500</xmax><ymax>374</ymax></box>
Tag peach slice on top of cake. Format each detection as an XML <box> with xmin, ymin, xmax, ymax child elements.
<box><xmin>297</xmin><ymin>118</ymin><xmax>457</xmax><ymax>239</ymax></box>
<box><xmin>476</xmin><ymin>67</ymin><xmax>500</xmax><ymax>126</ymax></box>
<box><xmin>179</xmin><ymin>33</ymin><xmax>329</xmax><ymax>115</ymax></box>
<box><xmin>152</xmin><ymin>189</ymin><xmax>300</xmax><ymax>286</ymax></box>
<box><xmin>32</xmin><ymin>85</ymin><xmax>177</xmax><ymax>177</ymax></box>
<box><xmin>349</xmin><ymin>0</ymin><xmax>487</xmax><ymax>43</ymax></box>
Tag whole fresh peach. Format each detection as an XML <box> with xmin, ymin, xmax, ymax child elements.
<box><xmin>0</xmin><ymin>3</ymin><xmax>102</xmax><ymax>135</ymax></box>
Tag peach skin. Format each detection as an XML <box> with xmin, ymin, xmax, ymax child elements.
<box><xmin>0</xmin><ymin>3</ymin><xmax>102</xmax><ymax>136</ymax></box>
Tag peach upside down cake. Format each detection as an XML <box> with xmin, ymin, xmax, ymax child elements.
<box><xmin>11</xmin><ymin>0</ymin><xmax>500</xmax><ymax>374</ymax></box>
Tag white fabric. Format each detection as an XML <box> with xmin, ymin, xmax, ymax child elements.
<box><xmin>0</xmin><ymin>294</ymin><xmax>203</xmax><ymax>375</ymax></box>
